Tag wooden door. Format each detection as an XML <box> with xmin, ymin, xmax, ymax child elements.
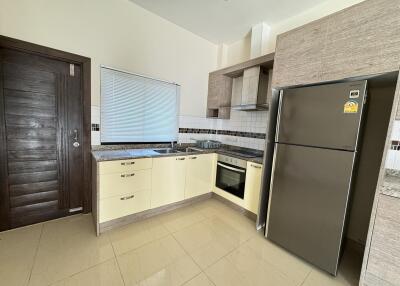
<box><xmin>0</xmin><ymin>48</ymin><xmax>84</xmax><ymax>229</ymax></box>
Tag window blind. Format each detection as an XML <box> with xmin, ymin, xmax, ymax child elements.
<box><xmin>100</xmin><ymin>67</ymin><xmax>179</xmax><ymax>143</ymax></box>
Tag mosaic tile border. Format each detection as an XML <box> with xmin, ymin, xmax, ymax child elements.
<box><xmin>91</xmin><ymin>123</ymin><xmax>100</xmax><ymax>131</ymax></box>
<box><xmin>391</xmin><ymin>140</ymin><xmax>400</xmax><ymax>150</ymax></box>
<box><xmin>179</xmin><ymin>128</ymin><xmax>266</xmax><ymax>139</ymax></box>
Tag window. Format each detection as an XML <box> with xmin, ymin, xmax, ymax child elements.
<box><xmin>100</xmin><ymin>67</ymin><xmax>180</xmax><ymax>144</ymax></box>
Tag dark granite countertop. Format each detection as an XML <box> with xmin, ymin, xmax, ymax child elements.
<box><xmin>92</xmin><ymin>145</ymin><xmax>264</xmax><ymax>165</ymax></box>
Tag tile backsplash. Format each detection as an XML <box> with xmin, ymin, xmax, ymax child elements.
<box><xmin>91</xmin><ymin>105</ymin><xmax>268</xmax><ymax>150</ymax></box>
<box><xmin>178</xmin><ymin>109</ymin><xmax>268</xmax><ymax>150</ymax></box>
<box><xmin>386</xmin><ymin>120</ymin><xmax>400</xmax><ymax>170</ymax></box>
<box><xmin>91</xmin><ymin>105</ymin><xmax>100</xmax><ymax>145</ymax></box>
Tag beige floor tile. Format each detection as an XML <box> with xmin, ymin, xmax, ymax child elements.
<box><xmin>204</xmin><ymin>256</ymin><xmax>249</xmax><ymax>286</ymax></box>
<box><xmin>0</xmin><ymin>224</ymin><xmax>43</xmax><ymax>286</ymax></box>
<box><xmin>0</xmin><ymin>198</ymin><xmax>362</xmax><ymax>286</ymax></box>
<box><xmin>173</xmin><ymin>221</ymin><xmax>238</xmax><ymax>269</ymax></box>
<box><xmin>242</xmin><ymin>235</ymin><xmax>312</xmax><ymax>284</ymax></box>
<box><xmin>206</xmin><ymin>250</ymin><xmax>298</xmax><ymax>286</ymax></box>
<box><xmin>302</xmin><ymin>246</ymin><xmax>362</xmax><ymax>286</ymax></box>
<box><xmin>29</xmin><ymin>215</ymin><xmax>115</xmax><ymax>286</ymax></box>
<box><xmin>194</xmin><ymin>199</ymin><xmax>233</xmax><ymax>219</ymax></box>
<box><xmin>49</xmin><ymin>259</ymin><xmax>124</xmax><ymax>286</ymax></box>
<box><xmin>108</xmin><ymin>216</ymin><xmax>169</xmax><ymax>256</ymax></box>
<box><xmin>117</xmin><ymin>235</ymin><xmax>201</xmax><ymax>285</ymax></box>
<box><xmin>204</xmin><ymin>215</ymin><xmax>255</xmax><ymax>246</ymax></box>
<box><xmin>182</xmin><ymin>273</ymin><xmax>214</xmax><ymax>286</ymax></box>
<box><xmin>302</xmin><ymin>269</ymin><xmax>353</xmax><ymax>286</ymax></box>
<box><xmin>159</xmin><ymin>207</ymin><xmax>206</xmax><ymax>233</ymax></box>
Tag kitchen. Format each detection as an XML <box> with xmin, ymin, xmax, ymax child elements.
<box><xmin>0</xmin><ymin>0</ymin><xmax>400</xmax><ymax>285</ymax></box>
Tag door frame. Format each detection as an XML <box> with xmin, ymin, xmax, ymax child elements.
<box><xmin>0</xmin><ymin>35</ymin><xmax>92</xmax><ymax>226</ymax></box>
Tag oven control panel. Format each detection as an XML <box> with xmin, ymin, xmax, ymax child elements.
<box><xmin>217</xmin><ymin>154</ymin><xmax>247</xmax><ymax>169</ymax></box>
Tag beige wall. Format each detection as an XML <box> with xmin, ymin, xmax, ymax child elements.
<box><xmin>0</xmin><ymin>0</ymin><xmax>218</xmax><ymax>117</ymax></box>
<box><xmin>219</xmin><ymin>0</ymin><xmax>365</xmax><ymax>67</ymax></box>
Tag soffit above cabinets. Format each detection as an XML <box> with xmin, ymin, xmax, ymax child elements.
<box><xmin>129</xmin><ymin>0</ymin><xmax>328</xmax><ymax>44</ymax></box>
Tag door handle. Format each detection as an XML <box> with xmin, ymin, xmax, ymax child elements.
<box><xmin>73</xmin><ymin>129</ymin><xmax>78</xmax><ymax>141</ymax></box>
<box><xmin>70</xmin><ymin>129</ymin><xmax>80</xmax><ymax>148</ymax></box>
<box><xmin>120</xmin><ymin>195</ymin><xmax>135</xmax><ymax>200</ymax></box>
<box><xmin>251</xmin><ymin>164</ymin><xmax>262</xmax><ymax>169</ymax></box>
<box><xmin>217</xmin><ymin>162</ymin><xmax>246</xmax><ymax>173</ymax></box>
<box><xmin>121</xmin><ymin>173</ymin><xmax>135</xmax><ymax>178</ymax></box>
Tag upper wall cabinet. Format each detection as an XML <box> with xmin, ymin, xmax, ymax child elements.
<box><xmin>272</xmin><ymin>19</ymin><xmax>327</xmax><ymax>88</ymax></box>
<box><xmin>206</xmin><ymin>73</ymin><xmax>232</xmax><ymax>119</ymax></box>
<box><xmin>272</xmin><ymin>0</ymin><xmax>400</xmax><ymax>88</ymax></box>
<box><xmin>207</xmin><ymin>53</ymin><xmax>274</xmax><ymax>119</ymax></box>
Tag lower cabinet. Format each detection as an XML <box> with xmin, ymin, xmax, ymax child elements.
<box><xmin>151</xmin><ymin>156</ymin><xmax>187</xmax><ymax>208</ymax></box>
<box><xmin>95</xmin><ymin>154</ymin><xmax>260</xmax><ymax>233</ymax></box>
<box><xmin>243</xmin><ymin>162</ymin><xmax>263</xmax><ymax>214</ymax></box>
<box><xmin>99</xmin><ymin>190</ymin><xmax>151</xmax><ymax>223</ymax></box>
<box><xmin>185</xmin><ymin>153</ymin><xmax>216</xmax><ymax>199</ymax></box>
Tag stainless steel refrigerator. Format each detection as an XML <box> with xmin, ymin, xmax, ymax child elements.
<box><xmin>266</xmin><ymin>80</ymin><xmax>367</xmax><ymax>275</ymax></box>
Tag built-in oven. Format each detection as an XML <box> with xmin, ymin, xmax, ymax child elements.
<box><xmin>216</xmin><ymin>154</ymin><xmax>247</xmax><ymax>199</ymax></box>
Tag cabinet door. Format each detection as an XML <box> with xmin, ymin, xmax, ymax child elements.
<box><xmin>242</xmin><ymin>67</ymin><xmax>260</xmax><ymax>105</ymax></box>
<box><xmin>272</xmin><ymin>19</ymin><xmax>327</xmax><ymax>88</ymax></box>
<box><xmin>151</xmin><ymin>156</ymin><xmax>187</xmax><ymax>208</ymax></box>
<box><xmin>243</xmin><ymin>162</ymin><xmax>263</xmax><ymax>214</ymax></box>
<box><xmin>321</xmin><ymin>0</ymin><xmax>400</xmax><ymax>82</ymax></box>
<box><xmin>231</xmin><ymin>76</ymin><xmax>243</xmax><ymax>106</ymax></box>
<box><xmin>207</xmin><ymin>74</ymin><xmax>219</xmax><ymax>109</ymax></box>
<box><xmin>185</xmin><ymin>154</ymin><xmax>215</xmax><ymax>199</ymax></box>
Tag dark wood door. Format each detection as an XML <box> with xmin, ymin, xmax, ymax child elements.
<box><xmin>0</xmin><ymin>48</ymin><xmax>84</xmax><ymax>229</ymax></box>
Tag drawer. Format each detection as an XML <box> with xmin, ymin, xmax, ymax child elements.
<box><xmin>99</xmin><ymin>169</ymin><xmax>151</xmax><ymax>199</ymax></box>
<box><xmin>99</xmin><ymin>158</ymin><xmax>152</xmax><ymax>175</ymax></box>
<box><xmin>99</xmin><ymin>191</ymin><xmax>150</xmax><ymax>223</ymax></box>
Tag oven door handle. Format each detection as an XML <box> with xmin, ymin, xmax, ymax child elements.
<box><xmin>217</xmin><ymin>162</ymin><xmax>246</xmax><ymax>173</ymax></box>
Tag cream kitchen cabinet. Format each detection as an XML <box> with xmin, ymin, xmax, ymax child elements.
<box><xmin>96</xmin><ymin>158</ymin><xmax>152</xmax><ymax>224</ymax></box>
<box><xmin>151</xmin><ymin>156</ymin><xmax>187</xmax><ymax>208</ymax></box>
<box><xmin>185</xmin><ymin>153</ymin><xmax>216</xmax><ymax>199</ymax></box>
<box><xmin>243</xmin><ymin>162</ymin><xmax>263</xmax><ymax>214</ymax></box>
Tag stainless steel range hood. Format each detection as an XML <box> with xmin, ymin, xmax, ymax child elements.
<box><xmin>231</xmin><ymin>66</ymin><xmax>272</xmax><ymax>111</ymax></box>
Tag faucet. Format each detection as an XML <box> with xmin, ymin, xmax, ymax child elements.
<box><xmin>171</xmin><ymin>141</ymin><xmax>175</xmax><ymax>149</ymax></box>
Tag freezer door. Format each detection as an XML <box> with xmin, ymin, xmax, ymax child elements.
<box><xmin>277</xmin><ymin>81</ymin><xmax>367</xmax><ymax>151</ymax></box>
<box><xmin>266</xmin><ymin>144</ymin><xmax>355</xmax><ymax>275</ymax></box>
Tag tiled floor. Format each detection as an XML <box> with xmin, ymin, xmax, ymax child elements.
<box><xmin>0</xmin><ymin>198</ymin><xmax>362</xmax><ymax>286</ymax></box>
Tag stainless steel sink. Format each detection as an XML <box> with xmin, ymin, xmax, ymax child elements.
<box><xmin>153</xmin><ymin>148</ymin><xmax>183</xmax><ymax>154</ymax></box>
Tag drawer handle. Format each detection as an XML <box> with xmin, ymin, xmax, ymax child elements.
<box><xmin>251</xmin><ymin>164</ymin><xmax>262</xmax><ymax>169</ymax></box>
<box><xmin>176</xmin><ymin>158</ymin><xmax>186</xmax><ymax>161</ymax></box>
<box><xmin>121</xmin><ymin>173</ymin><xmax>135</xmax><ymax>178</ymax></box>
<box><xmin>120</xmin><ymin>195</ymin><xmax>135</xmax><ymax>200</ymax></box>
<box><xmin>121</xmin><ymin>161</ymin><xmax>135</xmax><ymax>166</ymax></box>
<box><xmin>189</xmin><ymin>157</ymin><xmax>197</xmax><ymax>160</ymax></box>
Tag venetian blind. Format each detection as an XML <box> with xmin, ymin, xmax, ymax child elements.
<box><xmin>100</xmin><ymin>67</ymin><xmax>179</xmax><ymax>143</ymax></box>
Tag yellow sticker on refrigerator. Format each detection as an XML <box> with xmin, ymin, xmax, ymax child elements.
<box><xmin>343</xmin><ymin>100</ymin><xmax>358</xmax><ymax>113</ymax></box>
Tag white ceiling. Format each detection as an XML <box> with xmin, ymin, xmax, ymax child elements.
<box><xmin>130</xmin><ymin>0</ymin><xmax>328</xmax><ymax>44</ymax></box>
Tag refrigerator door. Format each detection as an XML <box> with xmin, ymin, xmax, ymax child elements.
<box><xmin>266</xmin><ymin>143</ymin><xmax>355</xmax><ymax>275</ymax></box>
<box><xmin>277</xmin><ymin>81</ymin><xmax>367</xmax><ymax>151</ymax></box>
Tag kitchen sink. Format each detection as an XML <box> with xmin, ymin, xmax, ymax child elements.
<box><xmin>153</xmin><ymin>148</ymin><xmax>183</xmax><ymax>154</ymax></box>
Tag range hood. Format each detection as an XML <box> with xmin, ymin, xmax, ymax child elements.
<box><xmin>231</xmin><ymin>66</ymin><xmax>272</xmax><ymax>111</ymax></box>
